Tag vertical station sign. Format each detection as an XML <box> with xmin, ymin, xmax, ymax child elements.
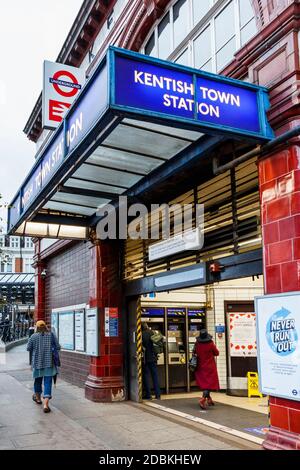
<box><xmin>42</xmin><ymin>60</ymin><xmax>85</xmax><ymax>129</ymax></box>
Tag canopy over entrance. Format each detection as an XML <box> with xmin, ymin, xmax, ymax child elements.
<box><xmin>8</xmin><ymin>47</ymin><xmax>273</xmax><ymax>239</ymax></box>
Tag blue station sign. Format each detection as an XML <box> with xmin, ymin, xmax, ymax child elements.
<box><xmin>8</xmin><ymin>47</ymin><xmax>273</xmax><ymax>234</ymax></box>
<box><xmin>112</xmin><ymin>49</ymin><xmax>273</xmax><ymax>141</ymax></box>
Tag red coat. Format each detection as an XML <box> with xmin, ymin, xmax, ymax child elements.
<box><xmin>194</xmin><ymin>340</ymin><xmax>220</xmax><ymax>391</ymax></box>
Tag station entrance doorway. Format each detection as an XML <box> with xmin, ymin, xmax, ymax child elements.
<box><xmin>127</xmin><ymin>297</ymin><xmax>205</xmax><ymax>400</ymax></box>
<box><xmin>140</xmin><ymin>305</ymin><xmax>206</xmax><ymax>394</ymax></box>
<box><xmin>126</xmin><ymin>276</ymin><xmax>263</xmax><ymax>402</ymax></box>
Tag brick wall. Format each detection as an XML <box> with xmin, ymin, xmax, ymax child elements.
<box><xmin>45</xmin><ymin>241</ymin><xmax>91</xmax><ymax>388</ymax></box>
<box><xmin>259</xmin><ymin>146</ymin><xmax>300</xmax><ymax>293</ymax></box>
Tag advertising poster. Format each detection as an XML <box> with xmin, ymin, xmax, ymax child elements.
<box><xmin>58</xmin><ymin>311</ymin><xmax>74</xmax><ymax>350</ymax></box>
<box><xmin>104</xmin><ymin>308</ymin><xmax>119</xmax><ymax>337</ymax></box>
<box><xmin>51</xmin><ymin>312</ymin><xmax>59</xmax><ymax>337</ymax></box>
<box><xmin>86</xmin><ymin>308</ymin><xmax>99</xmax><ymax>356</ymax></box>
<box><xmin>75</xmin><ymin>309</ymin><xmax>85</xmax><ymax>352</ymax></box>
<box><xmin>229</xmin><ymin>313</ymin><xmax>257</xmax><ymax>357</ymax></box>
<box><xmin>255</xmin><ymin>293</ymin><xmax>300</xmax><ymax>401</ymax></box>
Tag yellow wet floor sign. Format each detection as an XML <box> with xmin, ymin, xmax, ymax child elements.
<box><xmin>247</xmin><ymin>371</ymin><xmax>263</xmax><ymax>398</ymax></box>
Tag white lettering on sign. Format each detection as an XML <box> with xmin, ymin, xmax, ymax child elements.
<box><xmin>199</xmin><ymin>87</ymin><xmax>240</xmax><ymax>107</ymax></box>
<box><xmin>66</xmin><ymin>112</ymin><xmax>83</xmax><ymax>147</ymax></box>
<box><xmin>22</xmin><ymin>112</ymin><xmax>84</xmax><ymax>210</ymax></box>
<box><xmin>134</xmin><ymin>70</ymin><xmax>194</xmax><ymax>95</ymax></box>
<box><xmin>134</xmin><ymin>69</ymin><xmax>242</xmax><ymax>120</ymax></box>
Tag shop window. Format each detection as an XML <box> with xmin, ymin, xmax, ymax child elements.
<box><xmin>194</xmin><ymin>25</ymin><xmax>212</xmax><ymax>70</ymax></box>
<box><xmin>173</xmin><ymin>0</ymin><xmax>189</xmax><ymax>49</ymax></box>
<box><xmin>25</xmin><ymin>237</ymin><xmax>33</xmax><ymax>248</ymax></box>
<box><xmin>239</xmin><ymin>0</ymin><xmax>255</xmax><ymax>28</ymax></box>
<box><xmin>142</xmin><ymin>0</ymin><xmax>257</xmax><ymax>73</ymax></box>
<box><xmin>175</xmin><ymin>48</ymin><xmax>189</xmax><ymax>66</ymax></box>
<box><xmin>239</xmin><ymin>0</ymin><xmax>256</xmax><ymax>46</ymax></box>
<box><xmin>215</xmin><ymin>1</ymin><xmax>235</xmax><ymax>51</ymax></box>
<box><xmin>10</xmin><ymin>237</ymin><xmax>19</xmax><ymax>248</ymax></box>
<box><xmin>215</xmin><ymin>2</ymin><xmax>236</xmax><ymax>71</ymax></box>
<box><xmin>6</xmin><ymin>262</ymin><xmax>12</xmax><ymax>273</ymax></box>
<box><xmin>24</xmin><ymin>258</ymin><xmax>34</xmax><ymax>273</ymax></box>
<box><xmin>216</xmin><ymin>36</ymin><xmax>236</xmax><ymax>71</ymax></box>
<box><xmin>145</xmin><ymin>32</ymin><xmax>157</xmax><ymax>57</ymax></box>
<box><xmin>158</xmin><ymin>12</ymin><xmax>172</xmax><ymax>59</ymax></box>
<box><xmin>193</xmin><ymin>0</ymin><xmax>212</xmax><ymax>26</ymax></box>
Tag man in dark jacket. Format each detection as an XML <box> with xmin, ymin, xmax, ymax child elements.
<box><xmin>142</xmin><ymin>322</ymin><xmax>161</xmax><ymax>399</ymax></box>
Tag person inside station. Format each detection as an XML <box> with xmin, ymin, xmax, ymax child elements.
<box><xmin>194</xmin><ymin>328</ymin><xmax>220</xmax><ymax>409</ymax></box>
<box><xmin>142</xmin><ymin>322</ymin><xmax>161</xmax><ymax>400</ymax></box>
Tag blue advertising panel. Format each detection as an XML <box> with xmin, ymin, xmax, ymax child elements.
<box><xmin>256</xmin><ymin>292</ymin><xmax>300</xmax><ymax>401</ymax></box>
<box><xmin>167</xmin><ymin>307</ymin><xmax>186</xmax><ymax>316</ymax></box>
<box><xmin>8</xmin><ymin>194</ymin><xmax>21</xmax><ymax>231</ymax></box>
<box><xmin>113</xmin><ymin>51</ymin><xmax>272</xmax><ymax>140</ymax></box>
<box><xmin>67</xmin><ymin>65</ymin><xmax>108</xmax><ymax>153</ymax></box>
<box><xmin>187</xmin><ymin>308</ymin><xmax>206</xmax><ymax>316</ymax></box>
<box><xmin>141</xmin><ymin>307</ymin><xmax>164</xmax><ymax>316</ymax></box>
<box><xmin>21</xmin><ymin>129</ymin><xmax>64</xmax><ymax>213</ymax></box>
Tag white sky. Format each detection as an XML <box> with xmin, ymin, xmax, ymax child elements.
<box><xmin>0</xmin><ymin>0</ymin><xmax>83</xmax><ymax>231</ymax></box>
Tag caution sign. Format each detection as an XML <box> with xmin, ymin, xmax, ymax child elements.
<box><xmin>247</xmin><ymin>371</ymin><xmax>263</xmax><ymax>398</ymax></box>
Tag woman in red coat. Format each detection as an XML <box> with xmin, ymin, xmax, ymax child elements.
<box><xmin>194</xmin><ymin>329</ymin><xmax>220</xmax><ymax>409</ymax></box>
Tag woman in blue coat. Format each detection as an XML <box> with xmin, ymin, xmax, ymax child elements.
<box><xmin>27</xmin><ymin>320</ymin><xmax>60</xmax><ymax>413</ymax></box>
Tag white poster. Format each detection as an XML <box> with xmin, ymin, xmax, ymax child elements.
<box><xmin>58</xmin><ymin>311</ymin><xmax>74</xmax><ymax>350</ymax></box>
<box><xmin>42</xmin><ymin>60</ymin><xmax>85</xmax><ymax>129</ymax></box>
<box><xmin>75</xmin><ymin>309</ymin><xmax>85</xmax><ymax>352</ymax></box>
<box><xmin>51</xmin><ymin>312</ymin><xmax>59</xmax><ymax>337</ymax></box>
<box><xmin>255</xmin><ymin>293</ymin><xmax>300</xmax><ymax>401</ymax></box>
<box><xmin>229</xmin><ymin>312</ymin><xmax>257</xmax><ymax>357</ymax></box>
<box><xmin>149</xmin><ymin>228</ymin><xmax>203</xmax><ymax>261</ymax></box>
<box><xmin>86</xmin><ymin>308</ymin><xmax>99</xmax><ymax>356</ymax></box>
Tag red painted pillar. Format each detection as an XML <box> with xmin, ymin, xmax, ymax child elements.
<box><xmin>85</xmin><ymin>240</ymin><xmax>125</xmax><ymax>402</ymax></box>
<box><xmin>32</xmin><ymin>240</ymin><xmax>46</xmax><ymax>322</ymax></box>
<box><xmin>259</xmin><ymin>143</ymin><xmax>300</xmax><ymax>450</ymax></box>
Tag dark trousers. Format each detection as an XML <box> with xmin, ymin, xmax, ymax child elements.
<box><xmin>143</xmin><ymin>361</ymin><xmax>161</xmax><ymax>399</ymax></box>
<box><xmin>202</xmin><ymin>390</ymin><xmax>211</xmax><ymax>398</ymax></box>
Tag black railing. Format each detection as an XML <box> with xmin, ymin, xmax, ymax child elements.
<box><xmin>0</xmin><ymin>320</ymin><xmax>34</xmax><ymax>344</ymax></box>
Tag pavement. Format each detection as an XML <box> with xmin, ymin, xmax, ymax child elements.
<box><xmin>0</xmin><ymin>345</ymin><xmax>260</xmax><ymax>450</ymax></box>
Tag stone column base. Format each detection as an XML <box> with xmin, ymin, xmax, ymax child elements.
<box><xmin>85</xmin><ymin>375</ymin><xmax>125</xmax><ymax>402</ymax></box>
<box><xmin>263</xmin><ymin>426</ymin><xmax>300</xmax><ymax>450</ymax></box>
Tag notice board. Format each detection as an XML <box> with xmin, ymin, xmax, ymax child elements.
<box><xmin>86</xmin><ymin>308</ymin><xmax>99</xmax><ymax>356</ymax></box>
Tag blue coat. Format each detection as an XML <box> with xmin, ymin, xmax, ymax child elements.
<box><xmin>27</xmin><ymin>332</ymin><xmax>60</xmax><ymax>370</ymax></box>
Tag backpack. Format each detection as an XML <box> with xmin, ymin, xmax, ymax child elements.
<box><xmin>150</xmin><ymin>330</ymin><xmax>164</xmax><ymax>355</ymax></box>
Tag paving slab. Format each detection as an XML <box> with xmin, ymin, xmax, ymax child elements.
<box><xmin>0</xmin><ymin>345</ymin><xmax>256</xmax><ymax>450</ymax></box>
<box><xmin>153</xmin><ymin>397</ymin><xmax>268</xmax><ymax>439</ymax></box>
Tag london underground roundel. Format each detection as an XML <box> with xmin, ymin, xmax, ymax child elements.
<box><xmin>43</xmin><ymin>60</ymin><xmax>85</xmax><ymax>129</ymax></box>
<box><xmin>51</xmin><ymin>70</ymin><xmax>80</xmax><ymax>98</ymax></box>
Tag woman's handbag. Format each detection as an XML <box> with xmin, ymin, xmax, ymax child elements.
<box><xmin>51</xmin><ymin>332</ymin><xmax>61</xmax><ymax>368</ymax></box>
<box><xmin>188</xmin><ymin>353</ymin><xmax>198</xmax><ymax>372</ymax></box>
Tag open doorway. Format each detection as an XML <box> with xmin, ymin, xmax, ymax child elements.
<box><xmin>127</xmin><ymin>276</ymin><xmax>263</xmax><ymax>401</ymax></box>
